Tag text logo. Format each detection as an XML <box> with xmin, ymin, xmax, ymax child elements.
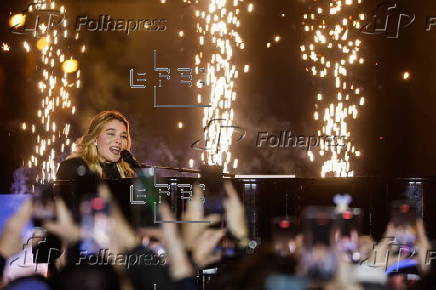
<box><xmin>361</xmin><ymin>2</ymin><xmax>415</xmax><ymax>38</ymax></box>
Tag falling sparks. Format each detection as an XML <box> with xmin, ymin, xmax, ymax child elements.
<box><xmin>1</xmin><ymin>43</ymin><xmax>10</xmax><ymax>52</ymax></box>
<box><xmin>248</xmin><ymin>3</ymin><xmax>254</xmax><ymax>13</ymax></box>
<box><xmin>16</xmin><ymin>1</ymin><xmax>84</xmax><ymax>182</ymax></box>
<box><xmin>23</xmin><ymin>41</ymin><xmax>30</xmax><ymax>52</ymax></box>
<box><xmin>194</xmin><ymin>0</ymin><xmax>246</xmax><ymax>173</ymax></box>
<box><xmin>301</xmin><ymin>0</ymin><xmax>365</xmax><ymax>177</ymax></box>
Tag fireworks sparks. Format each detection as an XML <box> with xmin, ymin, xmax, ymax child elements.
<box><xmin>301</xmin><ymin>0</ymin><xmax>365</xmax><ymax>177</ymax></box>
<box><xmin>247</xmin><ymin>3</ymin><xmax>254</xmax><ymax>13</ymax></box>
<box><xmin>1</xmin><ymin>43</ymin><xmax>10</xmax><ymax>52</ymax></box>
<box><xmin>194</xmin><ymin>0</ymin><xmax>247</xmax><ymax>173</ymax></box>
<box><xmin>14</xmin><ymin>1</ymin><xmax>84</xmax><ymax>181</ymax></box>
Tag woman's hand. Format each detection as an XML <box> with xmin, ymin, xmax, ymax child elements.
<box><xmin>0</xmin><ymin>200</ymin><xmax>32</xmax><ymax>258</ymax></box>
<box><xmin>192</xmin><ymin>229</ymin><xmax>225</xmax><ymax>268</ymax></box>
<box><xmin>43</xmin><ymin>197</ymin><xmax>80</xmax><ymax>244</ymax></box>
<box><xmin>223</xmin><ymin>181</ymin><xmax>248</xmax><ymax>247</ymax></box>
<box><xmin>98</xmin><ymin>184</ymin><xmax>139</xmax><ymax>254</ymax></box>
<box><xmin>160</xmin><ymin>202</ymin><xmax>193</xmax><ymax>280</ymax></box>
<box><xmin>181</xmin><ymin>184</ymin><xmax>220</xmax><ymax>249</ymax></box>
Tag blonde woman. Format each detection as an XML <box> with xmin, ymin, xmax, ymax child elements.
<box><xmin>56</xmin><ymin>111</ymin><xmax>136</xmax><ymax>180</ymax></box>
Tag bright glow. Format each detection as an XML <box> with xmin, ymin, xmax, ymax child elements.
<box><xmin>62</xmin><ymin>59</ymin><xmax>78</xmax><ymax>73</ymax></box>
<box><xmin>9</xmin><ymin>14</ymin><xmax>26</xmax><ymax>28</ymax></box>
<box><xmin>2</xmin><ymin>43</ymin><xmax>10</xmax><ymax>51</ymax></box>
<box><xmin>36</xmin><ymin>37</ymin><xmax>50</xmax><ymax>51</ymax></box>
<box><xmin>248</xmin><ymin>3</ymin><xmax>254</xmax><ymax>13</ymax></box>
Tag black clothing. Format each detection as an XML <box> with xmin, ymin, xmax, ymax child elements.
<box><xmin>56</xmin><ymin>157</ymin><xmax>121</xmax><ymax>180</ymax></box>
<box><xmin>100</xmin><ymin>162</ymin><xmax>121</xmax><ymax>179</ymax></box>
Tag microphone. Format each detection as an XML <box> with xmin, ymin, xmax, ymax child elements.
<box><xmin>121</xmin><ymin>150</ymin><xmax>141</xmax><ymax>169</ymax></box>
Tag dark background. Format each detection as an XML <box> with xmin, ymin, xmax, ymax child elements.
<box><xmin>1</xmin><ymin>0</ymin><xmax>436</xmax><ymax>193</ymax></box>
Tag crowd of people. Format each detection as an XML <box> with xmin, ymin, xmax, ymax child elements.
<box><xmin>0</xmin><ymin>180</ymin><xmax>435</xmax><ymax>290</ymax></box>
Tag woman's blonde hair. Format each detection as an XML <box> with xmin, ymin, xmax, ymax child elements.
<box><xmin>69</xmin><ymin>111</ymin><xmax>135</xmax><ymax>178</ymax></box>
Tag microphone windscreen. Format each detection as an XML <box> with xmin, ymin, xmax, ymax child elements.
<box><xmin>121</xmin><ymin>150</ymin><xmax>133</xmax><ymax>162</ymax></box>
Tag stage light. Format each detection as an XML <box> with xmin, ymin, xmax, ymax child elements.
<box><xmin>92</xmin><ymin>197</ymin><xmax>105</xmax><ymax>210</ymax></box>
<box><xmin>342</xmin><ymin>211</ymin><xmax>353</xmax><ymax>220</ymax></box>
<box><xmin>62</xmin><ymin>59</ymin><xmax>78</xmax><ymax>73</ymax></box>
<box><xmin>9</xmin><ymin>14</ymin><xmax>26</xmax><ymax>28</ymax></box>
<box><xmin>402</xmin><ymin>71</ymin><xmax>411</xmax><ymax>80</ymax></box>
<box><xmin>178</xmin><ymin>31</ymin><xmax>184</xmax><ymax>37</ymax></box>
<box><xmin>400</xmin><ymin>204</ymin><xmax>410</xmax><ymax>213</ymax></box>
<box><xmin>177</xmin><ymin>122</ymin><xmax>183</xmax><ymax>128</ymax></box>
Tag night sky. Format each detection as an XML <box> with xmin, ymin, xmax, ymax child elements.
<box><xmin>1</xmin><ymin>0</ymin><xmax>436</xmax><ymax>193</ymax></box>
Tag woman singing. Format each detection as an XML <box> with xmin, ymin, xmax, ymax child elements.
<box><xmin>56</xmin><ymin>111</ymin><xmax>136</xmax><ymax>180</ymax></box>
